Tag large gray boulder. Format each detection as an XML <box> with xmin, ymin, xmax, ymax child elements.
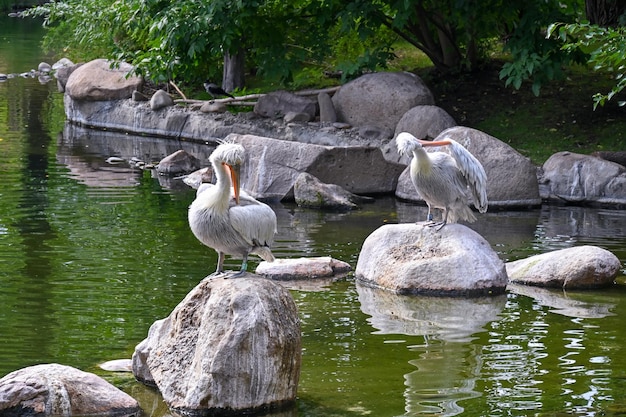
<box><xmin>230</xmin><ymin>134</ymin><xmax>405</xmax><ymax>199</ymax></box>
<box><xmin>540</xmin><ymin>151</ymin><xmax>626</xmax><ymax>205</ymax></box>
<box><xmin>65</xmin><ymin>59</ymin><xmax>143</xmax><ymax>101</ymax></box>
<box><xmin>383</xmin><ymin>105</ymin><xmax>457</xmax><ymax>164</ymax></box>
<box><xmin>395</xmin><ymin>126</ymin><xmax>541</xmax><ymax>208</ymax></box>
<box><xmin>332</xmin><ymin>72</ymin><xmax>435</xmax><ymax>132</ymax></box>
<box><xmin>254</xmin><ymin>90</ymin><xmax>317</xmax><ymax>120</ymax></box>
<box><xmin>506</xmin><ymin>245</ymin><xmax>620</xmax><ymax>289</ymax></box>
<box><xmin>355</xmin><ymin>223</ymin><xmax>508</xmax><ymax>296</ymax></box>
<box><xmin>132</xmin><ymin>275</ymin><xmax>301</xmax><ymax>415</ymax></box>
<box><xmin>0</xmin><ymin>363</ymin><xmax>140</xmax><ymax>416</ymax></box>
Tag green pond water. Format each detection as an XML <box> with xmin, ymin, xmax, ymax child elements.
<box><xmin>1</xmin><ymin>15</ymin><xmax>626</xmax><ymax>417</ymax></box>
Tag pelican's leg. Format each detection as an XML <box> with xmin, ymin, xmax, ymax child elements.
<box><xmin>434</xmin><ymin>209</ymin><xmax>449</xmax><ymax>231</ymax></box>
<box><xmin>208</xmin><ymin>252</ymin><xmax>227</xmax><ymax>278</ymax></box>
<box><xmin>225</xmin><ymin>254</ymin><xmax>249</xmax><ymax>279</ymax></box>
<box><xmin>422</xmin><ymin>205</ymin><xmax>434</xmax><ymax>224</ymax></box>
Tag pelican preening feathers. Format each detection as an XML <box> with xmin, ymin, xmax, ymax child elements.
<box><xmin>188</xmin><ymin>142</ymin><xmax>276</xmax><ymax>276</ymax></box>
<box><xmin>396</xmin><ymin>132</ymin><xmax>488</xmax><ymax>229</ymax></box>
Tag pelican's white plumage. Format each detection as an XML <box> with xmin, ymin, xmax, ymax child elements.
<box><xmin>188</xmin><ymin>142</ymin><xmax>277</xmax><ymax>274</ymax></box>
<box><xmin>396</xmin><ymin>132</ymin><xmax>488</xmax><ymax>228</ymax></box>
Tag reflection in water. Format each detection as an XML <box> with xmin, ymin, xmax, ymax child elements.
<box><xmin>357</xmin><ymin>285</ymin><xmax>506</xmax><ymax>415</ymax></box>
<box><xmin>507</xmin><ymin>283</ymin><xmax>615</xmax><ymax>318</ymax></box>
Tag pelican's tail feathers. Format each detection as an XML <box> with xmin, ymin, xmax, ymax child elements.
<box><xmin>448</xmin><ymin>204</ymin><xmax>477</xmax><ymax>224</ymax></box>
<box><xmin>252</xmin><ymin>246</ymin><xmax>275</xmax><ymax>262</ymax></box>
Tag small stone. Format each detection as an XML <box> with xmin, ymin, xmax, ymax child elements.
<box><xmin>99</xmin><ymin>359</ymin><xmax>133</xmax><ymax>372</ymax></box>
<box><xmin>150</xmin><ymin>89</ymin><xmax>174</xmax><ymax>110</ymax></box>
<box><xmin>200</xmin><ymin>101</ymin><xmax>228</xmax><ymax>113</ymax></box>
<box><xmin>38</xmin><ymin>62</ymin><xmax>52</xmax><ymax>73</ymax></box>
<box><xmin>156</xmin><ymin>150</ymin><xmax>202</xmax><ymax>175</ymax></box>
<box><xmin>106</xmin><ymin>156</ymin><xmax>125</xmax><ymax>164</ymax></box>
<box><xmin>318</xmin><ymin>92</ymin><xmax>337</xmax><ymax>123</ymax></box>
<box><xmin>284</xmin><ymin>111</ymin><xmax>311</xmax><ymax>123</ymax></box>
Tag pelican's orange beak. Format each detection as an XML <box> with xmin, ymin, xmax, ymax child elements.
<box><xmin>419</xmin><ymin>139</ymin><xmax>452</xmax><ymax>147</ymax></box>
<box><xmin>228</xmin><ymin>163</ymin><xmax>241</xmax><ymax>204</ymax></box>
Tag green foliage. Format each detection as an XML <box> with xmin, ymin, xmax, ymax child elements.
<box><xmin>498</xmin><ymin>0</ymin><xmax>585</xmax><ymax>96</ymax></box>
<box><xmin>547</xmin><ymin>22</ymin><xmax>626</xmax><ymax>108</ymax></box>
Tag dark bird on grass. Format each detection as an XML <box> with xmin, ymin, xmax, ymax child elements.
<box><xmin>188</xmin><ymin>141</ymin><xmax>277</xmax><ymax>277</ymax></box>
<box><xmin>203</xmin><ymin>81</ymin><xmax>235</xmax><ymax>99</ymax></box>
<box><xmin>396</xmin><ymin>132</ymin><xmax>488</xmax><ymax>230</ymax></box>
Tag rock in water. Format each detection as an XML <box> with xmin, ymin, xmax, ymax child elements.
<box><xmin>132</xmin><ymin>274</ymin><xmax>301</xmax><ymax>415</ymax></box>
<box><xmin>506</xmin><ymin>245</ymin><xmax>620</xmax><ymax>289</ymax></box>
<box><xmin>355</xmin><ymin>223</ymin><xmax>508</xmax><ymax>296</ymax></box>
<box><xmin>0</xmin><ymin>363</ymin><xmax>140</xmax><ymax>416</ymax></box>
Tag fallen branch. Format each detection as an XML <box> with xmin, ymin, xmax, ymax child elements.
<box><xmin>169</xmin><ymin>80</ymin><xmax>187</xmax><ymax>101</ymax></box>
<box><xmin>173</xmin><ymin>85</ymin><xmax>340</xmax><ymax>106</ymax></box>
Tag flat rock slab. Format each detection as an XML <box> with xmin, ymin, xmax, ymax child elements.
<box><xmin>256</xmin><ymin>256</ymin><xmax>351</xmax><ymax>280</ymax></box>
<box><xmin>506</xmin><ymin>245</ymin><xmax>621</xmax><ymax>289</ymax></box>
<box><xmin>355</xmin><ymin>223</ymin><xmax>508</xmax><ymax>296</ymax></box>
<box><xmin>0</xmin><ymin>363</ymin><xmax>140</xmax><ymax>416</ymax></box>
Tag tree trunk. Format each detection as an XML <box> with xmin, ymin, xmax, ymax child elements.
<box><xmin>222</xmin><ymin>49</ymin><xmax>245</xmax><ymax>93</ymax></box>
<box><xmin>585</xmin><ymin>0</ymin><xmax>626</xmax><ymax>27</ymax></box>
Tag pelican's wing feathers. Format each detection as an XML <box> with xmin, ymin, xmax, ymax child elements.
<box><xmin>444</xmin><ymin>138</ymin><xmax>488</xmax><ymax>213</ymax></box>
<box><xmin>229</xmin><ymin>196</ymin><xmax>277</xmax><ymax>247</ymax></box>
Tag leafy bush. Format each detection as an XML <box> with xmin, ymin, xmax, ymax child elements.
<box><xmin>548</xmin><ymin>22</ymin><xmax>626</xmax><ymax>108</ymax></box>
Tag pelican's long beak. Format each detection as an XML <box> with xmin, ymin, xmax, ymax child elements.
<box><xmin>228</xmin><ymin>163</ymin><xmax>241</xmax><ymax>204</ymax></box>
<box><xmin>419</xmin><ymin>139</ymin><xmax>452</xmax><ymax>147</ymax></box>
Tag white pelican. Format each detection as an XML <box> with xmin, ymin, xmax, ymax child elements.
<box><xmin>396</xmin><ymin>132</ymin><xmax>488</xmax><ymax>229</ymax></box>
<box><xmin>188</xmin><ymin>142</ymin><xmax>276</xmax><ymax>276</ymax></box>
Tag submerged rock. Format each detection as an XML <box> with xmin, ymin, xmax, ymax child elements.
<box><xmin>355</xmin><ymin>223</ymin><xmax>508</xmax><ymax>296</ymax></box>
<box><xmin>132</xmin><ymin>274</ymin><xmax>301</xmax><ymax>415</ymax></box>
<box><xmin>506</xmin><ymin>245</ymin><xmax>620</xmax><ymax>289</ymax></box>
<box><xmin>0</xmin><ymin>363</ymin><xmax>140</xmax><ymax>416</ymax></box>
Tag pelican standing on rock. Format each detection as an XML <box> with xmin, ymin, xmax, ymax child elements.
<box><xmin>188</xmin><ymin>142</ymin><xmax>276</xmax><ymax>276</ymax></box>
<box><xmin>396</xmin><ymin>132</ymin><xmax>488</xmax><ymax>229</ymax></box>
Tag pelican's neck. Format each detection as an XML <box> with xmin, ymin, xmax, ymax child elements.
<box><xmin>412</xmin><ymin>147</ymin><xmax>432</xmax><ymax>174</ymax></box>
<box><xmin>209</xmin><ymin>160</ymin><xmax>232</xmax><ymax>210</ymax></box>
